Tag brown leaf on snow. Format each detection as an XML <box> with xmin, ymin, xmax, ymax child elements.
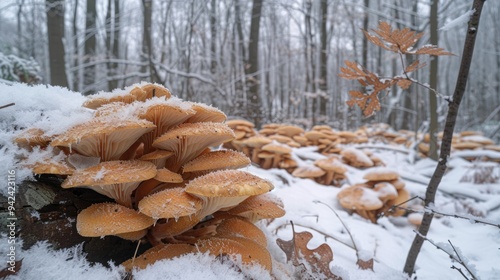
<box><xmin>276</xmin><ymin>222</ymin><xmax>341</xmax><ymax>279</ymax></box>
<box><xmin>0</xmin><ymin>259</ymin><xmax>23</xmax><ymax>278</ymax></box>
<box><xmin>356</xmin><ymin>258</ymin><xmax>374</xmax><ymax>271</ymax></box>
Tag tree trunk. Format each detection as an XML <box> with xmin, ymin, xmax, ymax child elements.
<box><xmin>428</xmin><ymin>0</ymin><xmax>439</xmax><ymax>160</ymax></box>
<box><xmin>45</xmin><ymin>0</ymin><xmax>68</xmax><ymax>87</ymax></box>
<box><xmin>84</xmin><ymin>0</ymin><xmax>96</xmax><ymax>95</ymax></box>
<box><xmin>319</xmin><ymin>0</ymin><xmax>328</xmax><ymax>122</ymax></box>
<box><xmin>403</xmin><ymin>0</ymin><xmax>486</xmax><ymax>276</ymax></box>
<box><xmin>106</xmin><ymin>0</ymin><xmax>120</xmax><ymax>90</ymax></box>
<box><xmin>246</xmin><ymin>0</ymin><xmax>264</xmax><ymax>128</ymax></box>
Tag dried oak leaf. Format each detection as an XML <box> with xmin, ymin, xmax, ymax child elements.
<box><xmin>276</xmin><ymin>223</ymin><xmax>341</xmax><ymax>279</ymax></box>
<box><xmin>346</xmin><ymin>90</ymin><xmax>382</xmax><ymax>117</ymax></box>
<box><xmin>404</xmin><ymin>60</ymin><xmax>426</xmax><ymax>73</ymax></box>
<box><xmin>0</xmin><ymin>259</ymin><xmax>22</xmax><ymax>278</ymax></box>
<box><xmin>396</xmin><ymin>79</ymin><xmax>412</xmax><ymax>90</ymax></box>
<box><xmin>413</xmin><ymin>45</ymin><xmax>454</xmax><ymax>56</ymax></box>
<box><xmin>363</xmin><ymin>21</ymin><xmax>423</xmax><ymax>54</ymax></box>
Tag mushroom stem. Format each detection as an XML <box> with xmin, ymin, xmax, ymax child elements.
<box><xmin>261</xmin><ymin>157</ymin><xmax>273</xmax><ymax>169</ymax></box>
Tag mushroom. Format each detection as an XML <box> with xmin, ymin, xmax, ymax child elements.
<box><xmin>76</xmin><ymin>203</ymin><xmax>154</xmax><ymax>240</ymax></box>
<box><xmin>14</xmin><ymin>128</ymin><xmax>52</xmax><ymax>150</ymax></box>
<box><xmin>152</xmin><ymin>122</ymin><xmax>235</xmax><ymax>172</ymax></box>
<box><xmin>363</xmin><ymin>167</ymin><xmax>400</xmax><ymax>183</ymax></box>
<box><xmin>139</xmin><ymin>150</ymin><xmax>174</xmax><ymax>168</ymax></box>
<box><xmin>214</xmin><ymin>217</ymin><xmax>268</xmax><ymax>247</ymax></box>
<box><xmin>276</xmin><ymin>125</ymin><xmax>304</xmax><ymax>138</ymax></box>
<box><xmin>138</xmin><ymin>187</ymin><xmax>203</xmax><ymax>220</ymax></box>
<box><xmin>226</xmin><ymin>192</ymin><xmax>285</xmax><ymax>223</ymax></box>
<box><xmin>314</xmin><ymin>156</ymin><xmax>347</xmax><ymax>185</ymax></box>
<box><xmin>182</xmin><ymin>150</ymin><xmax>251</xmax><ymax>179</ymax></box>
<box><xmin>51</xmin><ymin>118</ymin><xmax>156</xmax><ymax>161</ymax></box>
<box><xmin>292</xmin><ymin>165</ymin><xmax>326</xmax><ymax>180</ymax></box>
<box><xmin>340</xmin><ymin>147</ymin><xmax>374</xmax><ymax>168</ymax></box>
<box><xmin>337</xmin><ymin>184</ymin><xmax>383</xmax><ymax>223</ymax></box>
<box><xmin>62</xmin><ymin>160</ymin><xmax>157</xmax><ymax>208</ymax></box>
<box><xmin>196</xmin><ymin>236</ymin><xmax>272</xmax><ymax>271</ymax></box>
<box><xmin>121</xmin><ymin>243</ymin><xmax>195</xmax><ymax>271</ymax></box>
<box><xmin>138</xmin><ymin>83</ymin><xmax>172</xmax><ymax>100</ymax></box>
<box><xmin>185</xmin><ymin>102</ymin><xmax>227</xmax><ymax>123</ymax></box>
<box><xmin>154</xmin><ymin>168</ymin><xmax>184</xmax><ymax>183</ymax></box>
<box><xmin>243</xmin><ymin>136</ymin><xmax>273</xmax><ymax>163</ymax></box>
<box><xmin>261</xmin><ymin>141</ymin><xmax>292</xmax><ymax>168</ymax></box>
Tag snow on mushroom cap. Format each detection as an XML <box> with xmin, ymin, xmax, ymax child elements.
<box><xmin>363</xmin><ymin>167</ymin><xmax>400</xmax><ymax>181</ymax></box>
<box><xmin>337</xmin><ymin>184</ymin><xmax>383</xmax><ymax>211</ymax></box>
<box><xmin>138</xmin><ymin>187</ymin><xmax>203</xmax><ymax>220</ymax></box>
<box><xmin>76</xmin><ymin>202</ymin><xmax>154</xmax><ymax>237</ymax></box>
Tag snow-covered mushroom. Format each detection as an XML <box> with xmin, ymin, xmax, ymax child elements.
<box><xmin>62</xmin><ymin>160</ymin><xmax>157</xmax><ymax>208</ymax></box>
<box><xmin>314</xmin><ymin>156</ymin><xmax>347</xmax><ymax>185</ymax></box>
<box><xmin>138</xmin><ymin>83</ymin><xmax>172</xmax><ymax>100</ymax></box>
<box><xmin>363</xmin><ymin>167</ymin><xmax>400</xmax><ymax>183</ymax></box>
<box><xmin>243</xmin><ymin>136</ymin><xmax>273</xmax><ymax>163</ymax></box>
<box><xmin>261</xmin><ymin>141</ymin><xmax>292</xmax><ymax>168</ymax></box>
<box><xmin>276</xmin><ymin>125</ymin><xmax>304</xmax><ymax>138</ymax></box>
<box><xmin>340</xmin><ymin>147</ymin><xmax>374</xmax><ymax>168</ymax></box>
<box><xmin>196</xmin><ymin>236</ymin><xmax>273</xmax><ymax>271</ymax></box>
<box><xmin>226</xmin><ymin>192</ymin><xmax>285</xmax><ymax>223</ymax></box>
<box><xmin>182</xmin><ymin>150</ymin><xmax>251</xmax><ymax>179</ymax></box>
<box><xmin>14</xmin><ymin>128</ymin><xmax>52</xmax><ymax>150</ymax></box>
<box><xmin>152</xmin><ymin>122</ymin><xmax>235</xmax><ymax>172</ymax></box>
<box><xmin>51</xmin><ymin>118</ymin><xmax>156</xmax><ymax>161</ymax></box>
<box><xmin>337</xmin><ymin>184</ymin><xmax>384</xmax><ymax>223</ymax></box>
<box><xmin>76</xmin><ymin>203</ymin><xmax>154</xmax><ymax>240</ymax></box>
<box><xmin>292</xmin><ymin>165</ymin><xmax>326</xmax><ymax>180</ymax></box>
<box><xmin>121</xmin><ymin>243</ymin><xmax>195</xmax><ymax>271</ymax></box>
<box><xmin>138</xmin><ymin>187</ymin><xmax>203</xmax><ymax>220</ymax></box>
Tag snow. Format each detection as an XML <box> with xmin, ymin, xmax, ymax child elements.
<box><xmin>1</xmin><ymin>83</ymin><xmax>500</xmax><ymax>279</ymax></box>
<box><xmin>439</xmin><ymin>9</ymin><xmax>475</xmax><ymax>32</ymax></box>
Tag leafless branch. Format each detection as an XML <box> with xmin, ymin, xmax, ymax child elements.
<box><xmin>0</xmin><ymin>103</ymin><xmax>15</xmax><ymax>110</ymax></box>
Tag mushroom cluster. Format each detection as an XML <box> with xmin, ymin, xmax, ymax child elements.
<box><xmin>15</xmin><ymin>82</ymin><xmax>285</xmax><ymax>273</ymax></box>
<box><xmin>336</xmin><ymin>167</ymin><xmax>410</xmax><ymax>223</ymax></box>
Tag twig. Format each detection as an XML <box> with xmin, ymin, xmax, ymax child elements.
<box><xmin>414</xmin><ymin>231</ymin><xmax>477</xmax><ymax>280</ymax></box>
<box><xmin>387</xmin><ymin>196</ymin><xmax>500</xmax><ymax>228</ymax></box>
<box><xmin>291</xmin><ymin>222</ymin><xmax>355</xmax><ymax>251</ymax></box>
<box><xmin>0</xmin><ymin>103</ymin><xmax>15</xmax><ymax>110</ymax></box>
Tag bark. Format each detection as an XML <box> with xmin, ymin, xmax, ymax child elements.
<box><xmin>106</xmin><ymin>0</ymin><xmax>120</xmax><ymax>90</ymax></box>
<box><xmin>428</xmin><ymin>0</ymin><xmax>439</xmax><ymax>160</ymax></box>
<box><xmin>84</xmin><ymin>0</ymin><xmax>96</xmax><ymax>95</ymax></box>
<box><xmin>246</xmin><ymin>0</ymin><xmax>264</xmax><ymax>128</ymax></box>
<box><xmin>403</xmin><ymin>0</ymin><xmax>486</xmax><ymax>276</ymax></box>
<box><xmin>210</xmin><ymin>0</ymin><xmax>217</xmax><ymax>75</ymax></box>
<box><xmin>319</xmin><ymin>0</ymin><xmax>328</xmax><ymax>121</ymax></box>
<box><xmin>142</xmin><ymin>0</ymin><xmax>159</xmax><ymax>83</ymax></box>
<box><xmin>45</xmin><ymin>0</ymin><xmax>69</xmax><ymax>87</ymax></box>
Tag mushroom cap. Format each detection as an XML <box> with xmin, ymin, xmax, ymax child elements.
<box><xmin>337</xmin><ymin>184</ymin><xmax>383</xmax><ymax>211</ymax></box>
<box><xmin>138</xmin><ymin>187</ymin><xmax>203</xmax><ymax>220</ymax></box>
<box><xmin>276</xmin><ymin>125</ymin><xmax>304</xmax><ymax>137</ymax></box>
<box><xmin>225</xmin><ymin>119</ymin><xmax>255</xmax><ymax>129</ymax></box>
<box><xmin>407</xmin><ymin>212</ymin><xmax>423</xmax><ymax>226</ymax></box>
<box><xmin>31</xmin><ymin>160</ymin><xmax>75</xmax><ymax>175</ymax></box>
<box><xmin>51</xmin><ymin>118</ymin><xmax>156</xmax><ymax>161</ymax></box>
<box><xmin>196</xmin><ymin>236</ymin><xmax>272</xmax><ymax>271</ymax></box>
<box><xmin>154</xmin><ymin>168</ymin><xmax>184</xmax><ymax>183</ymax></box>
<box><xmin>185</xmin><ymin>102</ymin><xmax>227</xmax><ymax>123</ymax></box>
<box><xmin>182</xmin><ymin>150</ymin><xmax>250</xmax><ymax>174</ymax></box>
<box><xmin>292</xmin><ymin>165</ymin><xmax>326</xmax><ymax>178</ymax></box>
<box><xmin>137</xmin><ymin>99</ymin><xmax>196</xmax><ymax>138</ymax></box>
<box><xmin>139</xmin><ymin>83</ymin><xmax>172</xmax><ymax>100</ymax></box>
<box><xmin>314</xmin><ymin>157</ymin><xmax>347</xmax><ymax>173</ymax></box>
<box><xmin>152</xmin><ymin>122</ymin><xmax>235</xmax><ymax>172</ymax></box>
<box><xmin>268</xmin><ymin>134</ymin><xmax>294</xmax><ymax>144</ymax></box>
<box><xmin>76</xmin><ymin>203</ymin><xmax>154</xmax><ymax>237</ymax></box>
<box><xmin>82</xmin><ymin>94</ymin><xmax>136</xmax><ymax>109</ymax></box>
<box><xmin>62</xmin><ymin>160</ymin><xmax>157</xmax><ymax>207</ymax></box>
<box><xmin>373</xmin><ymin>182</ymin><xmax>398</xmax><ymax>202</ymax></box>
<box><xmin>227</xmin><ymin>192</ymin><xmax>285</xmax><ymax>222</ymax></box>
<box><xmin>304</xmin><ymin>131</ymin><xmax>326</xmax><ymax>141</ymax></box>
<box><xmin>121</xmin><ymin>243</ymin><xmax>195</xmax><ymax>271</ymax></box>
<box><xmin>215</xmin><ymin>218</ymin><xmax>268</xmax><ymax>247</ymax></box>
<box><xmin>452</xmin><ymin>142</ymin><xmax>483</xmax><ymax>150</ymax></box>
<box><xmin>261</xmin><ymin>142</ymin><xmax>292</xmax><ymax>155</ymax></box>
<box><xmin>388</xmin><ymin>178</ymin><xmax>406</xmax><ymax>190</ymax></box>
<box><xmin>14</xmin><ymin>128</ymin><xmax>52</xmax><ymax>149</ymax></box>
<box><xmin>243</xmin><ymin>136</ymin><xmax>272</xmax><ymax>148</ymax></box>
<box><xmin>340</xmin><ymin>147</ymin><xmax>374</xmax><ymax>168</ymax></box>
<box><xmin>139</xmin><ymin>150</ymin><xmax>174</xmax><ymax>168</ymax></box>
<box><xmin>185</xmin><ymin>170</ymin><xmax>274</xmax><ymax>217</ymax></box>
<box><xmin>363</xmin><ymin>167</ymin><xmax>400</xmax><ymax>181</ymax></box>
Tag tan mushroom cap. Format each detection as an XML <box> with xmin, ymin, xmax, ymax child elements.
<box><xmin>276</xmin><ymin>125</ymin><xmax>304</xmax><ymax>137</ymax></box>
<box><xmin>62</xmin><ymin>160</ymin><xmax>157</xmax><ymax>207</ymax></box>
<box><xmin>121</xmin><ymin>243</ymin><xmax>195</xmax><ymax>271</ymax></box>
<box><xmin>31</xmin><ymin>160</ymin><xmax>75</xmax><ymax>175</ymax></box>
<box><xmin>304</xmin><ymin>131</ymin><xmax>326</xmax><ymax>142</ymax></box>
<box><xmin>225</xmin><ymin>119</ymin><xmax>255</xmax><ymax>129</ymax></box>
<box><xmin>185</xmin><ymin>170</ymin><xmax>274</xmax><ymax>217</ymax></box>
<box><xmin>337</xmin><ymin>184</ymin><xmax>383</xmax><ymax>211</ymax></box>
<box><xmin>76</xmin><ymin>203</ymin><xmax>154</xmax><ymax>238</ymax></box>
<box><xmin>452</xmin><ymin>142</ymin><xmax>483</xmax><ymax>150</ymax></box>
<box><xmin>115</xmin><ymin>229</ymin><xmax>149</xmax><ymax>241</ymax></box>
<box><xmin>138</xmin><ymin>187</ymin><xmax>202</xmax><ymax>220</ymax></box>
<box><xmin>14</xmin><ymin>128</ymin><xmax>52</xmax><ymax>149</ymax></box>
<box><xmin>152</xmin><ymin>122</ymin><xmax>235</xmax><ymax>172</ymax></box>
<box><xmin>150</xmin><ymin>214</ymin><xmax>203</xmax><ymax>240</ymax></box>
<box><xmin>215</xmin><ymin>218</ymin><xmax>268</xmax><ymax>247</ymax></box>
<box><xmin>314</xmin><ymin>157</ymin><xmax>347</xmax><ymax>173</ymax></box>
<box><xmin>139</xmin><ymin>83</ymin><xmax>172</xmax><ymax>100</ymax></box>
<box><xmin>154</xmin><ymin>168</ymin><xmax>184</xmax><ymax>183</ymax></box>
<box><xmin>139</xmin><ymin>150</ymin><xmax>174</xmax><ymax>168</ymax></box>
<box><xmin>373</xmin><ymin>182</ymin><xmax>398</xmax><ymax>202</ymax></box>
<box><xmin>182</xmin><ymin>150</ymin><xmax>251</xmax><ymax>175</ymax></box>
<box><xmin>196</xmin><ymin>236</ymin><xmax>272</xmax><ymax>271</ymax></box>
<box><xmin>407</xmin><ymin>212</ymin><xmax>423</xmax><ymax>226</ymax></box>
<box><xmin>341</xmin><ymin>147</ymin><xmax>374</xmax><ymax>168</ymax></box>
<box><xmin>388</xmin><ymin>178</ymin><xmax>406</xmax><ymax>190</ymax></box>
<box><xmin>227</xmin><ymin>192</ymin><xmax>285</xmax><ymax>222</ymax></box>
<box><xmin>292</xmin><ymin>165</ymin><xmax>326</xmax><ymax>179</ymax></box>
<box><xmin>82</xmin><ymin>94</ymin><xmax>137</xmax><ymax>109</ymax></box>
<box><xmin>363</xmin><ymin>167</ymin><xmax>400</xmax><ymax>181</ymax></box>
<box><xmin>185</xmin><ymin>102</ymin><xmax>227</xmax><ymax>123</ymax></box>
<box><xmin>51</xmin><ymin>118</ymin><xmax>156</xmax><ymax>161</ymax></box>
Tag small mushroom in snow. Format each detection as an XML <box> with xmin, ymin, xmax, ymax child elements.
<box><xmin>341</xmin><ymin>147</ymin><xmax>374</xmax><ymax>168</ymax></box>
<box><xmin>121</xmin><ymin>243</ymin><xmax>195</xmax><ymax>271</ymax></box>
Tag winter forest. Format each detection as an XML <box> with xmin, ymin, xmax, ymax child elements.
<box><xmin>0</xmin><ymin>0</ymin><xmax>498</xmax><ymax>134</ymax></box>
<box><xmin>1</xmin><ymin>0</ymin><xmax>499</xmax><ymax>279</ymax></box>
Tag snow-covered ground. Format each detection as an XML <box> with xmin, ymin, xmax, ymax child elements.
<box><xmin>1</xmin><ymin>83</ymin><xmax>499</xmax><ymax>279</ymax></box>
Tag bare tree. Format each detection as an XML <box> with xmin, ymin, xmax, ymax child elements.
<box><xmin>83</xmin><ymin>0</ymin><xmax>96</xmax><ymax>94</ymax></box>
<box><xmin>428</xmin><ymin>0</ymin><xmax>439</xmax><ymax>160</ymax></box>
<box><xmin>246</xmin><ymin>0</ymin><xmax>264</xmax><ymax>127</ymax></box>
<box><xmin>404</xmin><ymin>0</ymin><xmax>486</xmax><ymax>276</ymax></box>
<box><xmin>45</xmin><ymin>0</ymin><xmax>68</xmax><ymax>87</ymax></box>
